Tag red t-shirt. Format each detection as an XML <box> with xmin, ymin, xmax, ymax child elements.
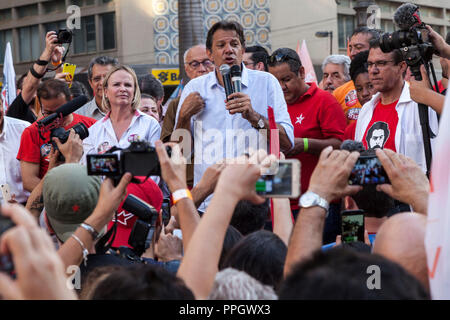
<box><xmin>344</xmin><ymin>121</ymin><xmax>356</xmax><ymax>141</ymax></box>
<box><xmin>287</xmin><ymin>83</ymin><xmax>346</xmax><ymax>210</ymax></box>
<box><xmin>17</xmin><ymin>114</ymin><xmax>96</xmax><ymax>178</ymax></box>
<box><xmin>362</xmin><ymin>100</ymin><xmax>398</xmax><ymax>151</ymax></box>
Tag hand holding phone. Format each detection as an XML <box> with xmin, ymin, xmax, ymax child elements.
<box><xmin>349</xmin><ymin>155</ymin><xmax>390</xmax><ymax>185</ymax></box>
<box><xmin>0</xmin><ymin>184</ymin><xmax>12</xmax><ymax>203</ymax></box>
<box><xmin>255</xmin><ymin>159</ymin><xmax>300</xmax><ymax>198</ymax></box>
<box><xmin>341</xmin><ymin>209</ymin><xmax>365</xmax><ymax>243</ymax></box>
<box><xmin>62</xmin><ymin>63</ymin><xmax>76</xmax><ymax>88</ymax></box>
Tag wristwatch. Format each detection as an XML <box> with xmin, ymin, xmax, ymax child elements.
<box><xmin>299</xmin><ymin>191</ymin><xmax>330</xmax><ymax>213</ymax></box>
<box><xmin>254</xmin><ymin>115</ymin><xmax>265</xmax><ymax>129</ymax></box>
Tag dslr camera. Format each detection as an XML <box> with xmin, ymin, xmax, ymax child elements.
<box><xmin>51</xmin><ymin>123</ymin><xmax>89</xmax><ymax>161</ymax></box>
<box><xmin>87</xmin><ymin>140</ymin><xmax>171</xmax><ymax>179</ymax></box>
<box><xmin>56</xmin><ymin>29</ymin><xmax>73</xmax><ymax>44</ymax></box>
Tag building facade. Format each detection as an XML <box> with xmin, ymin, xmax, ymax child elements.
<box><xmin>0</xmin><ymin>0</ymin><xmax>449</xmax><ymax>84</ymax></box>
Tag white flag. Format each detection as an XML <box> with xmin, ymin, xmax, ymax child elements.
<box><xmin>1</xmin><ymin>42</ymin><xmax>16</xmax><ymax>113</ymax></box>
<box><xmin>425</xmin><ymin>89</ymin><xmax>450</xmax><ymax>299</ymax></box>
<box><xmin>297</xmin><ymin>40</ymin><xmax>317</xmax><ymax>84</ymax></box>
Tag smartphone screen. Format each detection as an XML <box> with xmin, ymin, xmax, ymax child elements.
<box><xmin>255</xmin><ymin>160</ymin><xmax>300</xmax><ymax>198</ymax></box>
<box><xmin>341</xmin><ymin>210</ymin><xmax>365</xmax><ymax>243</ymax></box>
<box><xmin>349</xmin><ymin>155</ymin><xmax>389</xmax><ymax>185</ymax></box>
<box><xmin>87</xmin><ymin>154</ymin><xmax>120</xmax><ymax>176</ymax></box>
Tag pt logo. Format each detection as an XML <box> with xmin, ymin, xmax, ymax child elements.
<box><xmin>366</xmin><ymin>265</ymin><xmax>381</xmax><ymax>290</ymax></box>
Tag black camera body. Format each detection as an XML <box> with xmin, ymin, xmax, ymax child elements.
<box><xmin>87</xmin><ymin>140</ymin><xmax>172</xmax><ymax>179</ymax></box>
<box><xmin>349</xmin><ymin>149</ymin><xmax>390</xmax><ymax>186</ymax></box>
<box><xmin>56</xmin><ymin>29</ymin><xmax>73</xmax><ymax>44</ymax></box>
<box><xmin>50</xmin><ymin>122</ymin><xmax>89</xmax><ymax>161</ymax></box>
<box><xmin>122</xmin><ymin>194</ymin><xmax>160</xmax><ymax>257</ymax></box>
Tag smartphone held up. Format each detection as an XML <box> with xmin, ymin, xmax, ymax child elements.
<box><xmin>255</xmin><ymin>159</ymin><xmax>300</xmax><ymax>198</ymax></box>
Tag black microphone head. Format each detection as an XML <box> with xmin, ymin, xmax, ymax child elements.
<box><xmin>219</xmin><ymin>64</ymin><xmax>231</xmax><ymax>75</ymax></box>
<box><xmin>393</xmin><ymin>3</ymin><xmax>421</xmax><ymax>30</ymax></box>
<box><xmin>340</xmin><ymin>140</ymin><xmax>365</xmax><ymax>152</ymax></box>
<box><xmin>230</xmin><ymin>64</ymin><xmax>241</xmax><ymax>77</ymax></box>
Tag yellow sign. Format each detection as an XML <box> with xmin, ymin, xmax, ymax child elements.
<box><xmin>151</xmin><ymin>68</ymin><xmax>180</xmax><ymax>86</ymax></box>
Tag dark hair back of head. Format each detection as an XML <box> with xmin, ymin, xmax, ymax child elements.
<box><xmin>267</xmin><ymin>47</ymin><xmax>302</xmax><ymax>74</ymax></box>
<box><xmin>16</xmin><ymin>73</ymin><xmax>27</xmax><ymax>91</ymax></box>
<box><xmin>138</xmin><ymin>74</ymin><xmax>164</xmax><ymax>100</ymax></box>
<box><xmin>279</xmin><ymin>247</ymin><xmax>430</xmax><ymax>299</ymax></box>
<box><xmin>219</xmin><ymin>225</ymin><xmax>243</xmax><ymax>270</ymax></box>
<box><xmin>89</xmin><ymin>264</ymin><xmax>194</xmax><ymax>300</ymax></box>
<box><xmin>222</xmin><ymin>230</ymin><xmax>287</xmax><ymax>290</ymax></box>
<box><xmin>37</xmin><ymin>79</ymin><xmax>71</xmax><ymax>101</ymax></box>
<box><xmin>352</xmin><ymin>27</ymin><xmax>381</xmax><ymax>41</ymax></box>
<box><xmin>206</xmin><ymin>20</ymin><xmax>245</xmax><ymax>51</ymax></box>
<box><xmin>350</xmin><ymin>50</ymin><xmax>369</xmax><ymax>82</ymax></box>
<box><xmin>245</xmin><ymin>45</ymin><xmax>269</xmax><ymax>71</ymax></box>
<box><xmin>230</xmin><ymin>200</ymin><xmax>269</xmax><ymax>235</ymax></box>
<box><xmin>70</xmin><ymin>81</ymin><xmax>91</xmax><ymax>100</ymax></box>
<box><xmin>352</xmin><ymin>184</ymin><xmax>394</xmax><ymax>218</ymax></box>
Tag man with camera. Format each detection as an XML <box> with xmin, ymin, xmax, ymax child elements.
<box><xmin>17</xmin><ymin>79</ymin><xmax>96</xmax><ymax>192</ymax></box>
<box><xmin>353</xmin><ymin>39</ymin><xmax>439</xmax><ymax>174</ymax></box>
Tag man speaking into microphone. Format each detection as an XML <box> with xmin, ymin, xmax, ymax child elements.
<box><xmin>17</xmin><ymin>79</ymin><xmax>96</xmax><ymax>192</ymax></box>
<box><xmin>174</xmin><ymin>21</ymin><xmax>294</xmax><ymax>211</ymax></box>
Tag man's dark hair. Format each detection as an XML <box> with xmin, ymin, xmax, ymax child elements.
<box><xmin>37</xmin><ymin>79</ymin><xmax>71</xmax><ymax>101</ymax></box>
<box><xmin>138</xmin><ymin>74</ymin><xmax>164</xmax><ymax>100</ymax></box>
<box><xmin>206</xmin><ymin>20</ymin><xmax>245</xmax><ymax>51</ymax></box>
<box><xmin>70</xmin><ymin>81</ymin><xmax>91</xmax><ymax>100</ymax></box>
<box><xmin>267</xmin><ymin>47</ymin><xmax>302</xmax><ymax>74</ymax></box>
<box><xmin>278</xmin><ymin>247</ymin><xmax>430</xmax><ymax>299</ymax></box>
<box><xmin>350</xmin><ymin>50</ymin><xmax>369</xmax><ymax>82</ymax></box>
<box><xmin>222</xmin><ymin>230</ymin><xmax>287</xmax><ymax>290</ymax></box>
<box><xmin>230</xmin><ymin>200</ymin><xmax>269</xmax><ymax>235</ymax></box>
<box><xmin>89</xmin><ymin>264</ymin><xmax>195</xmax><ymax>300</ymax></box>
<box><xmin>352</xmin><ymin>27</ymin><xmax>382</xmax><ymax>42</ymax></box>
<box><xmin>87</xmin><ymin>56</ymin><xmax>119</xmax><ymax>80</ymax></box>
<box><xmin>16</xmin><ymin>73</ymin><xmax>27</xmax><ymax>91</ymax></box>
<box><xmin>219</xmin><ymin>225</ymin><xmax>243</xmax><ymax>270</ymax></box>
<box><xmin>245</xmin><ymin>45</ymin><xmax>269</xmax><ymax>71</ymax></box>
<box><xmin>369</xmin><ymin>39</ymin><xmax>403</xmax><ymax>64</ymax></box>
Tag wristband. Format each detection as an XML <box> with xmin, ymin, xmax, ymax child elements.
<box><xmin>81</xmin><ymin>223</ymin><xmax>100</xmax><ymax>241</ymax></box>
<box><xmin>171</xmin><ymin>189</ymin><xmax>193</xmax><ymax>205</ymax></box>
<box><xmin>71</xmin><ymin>234</ymin><xmax>89</xmax><ymax>267</ymax></box>
<box><xmin>52</xmin><ymin>60</ymin><xmax>62</xmax><ymax>67</ymax></box>
<box><xmin>303</xmin><ymin>138</ymin><xmax>309</xmax><ymax>153</ymax></box>
<box><xmin>35</xmin><ymin>59</ymin><xmax>49</xmax><ymax>66</ymax></box>
<box><xmin>29</xmin><ymin>66</ymin><xmax>45</xmax><ymax>79</ymax></box>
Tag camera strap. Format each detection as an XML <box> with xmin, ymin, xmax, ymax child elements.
<box><xmin>95</xmin><ymin>211</ymin><xmax>118</xmax><ymax>255</ymax></box>
<box><xmin>45</xmin><ymin>42</ymin><xmax>72</xmax><ymax>72</ymax></box>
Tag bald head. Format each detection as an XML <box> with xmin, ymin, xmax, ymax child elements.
<box><xmin>373</xmin><ymin>213</ymin><xmax>428</xmax><ymax>291</ymax></box>
<box><xmin>184</xmin><ymin>45</ymin><xmax>214</xmax><ymax>80</ymax></box>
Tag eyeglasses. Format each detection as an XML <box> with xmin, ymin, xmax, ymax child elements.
<box><xmin>268</xmin><ymin>52</ymin><xmax>299</xmax><ymax>65</ymax></box>
<box><xmin>243</xmin><ymin>61</ymin><xmax>255</xmax><ymax>67</ymax></box>
<box><xmin>187</xmin><ymin>59</ymin><xmax>213</xmax><ymax>69</ymax></box>
<box><xmin>366</xmin><ymin>60</ymin><xmax>396</xmax><ymax>69</ymax></box>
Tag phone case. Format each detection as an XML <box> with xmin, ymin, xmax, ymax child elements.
<box><xmin>1</xmin><ymin>184</ymin><xmax>12</xmax><ymax>202</ymax></box>
<box><xmin>62</xmin><ymin>63</ymin><xmax>77</xmax><ymax>88</ymax></box>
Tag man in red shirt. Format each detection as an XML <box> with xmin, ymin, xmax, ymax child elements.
<box><xmin>18</xmin><ymin>79</ymin><xmax>96</xmax><ymax>192</ymax></box>
<box><xmin>268</xmin><ymin>48</ymin><xmax>346</xmax><ymax>243</ymax></box>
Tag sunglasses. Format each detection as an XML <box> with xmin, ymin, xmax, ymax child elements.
<box><xmin>268</xmin><ymin>53</ymin><xmax>299</xmax><ymax>64</ymax></box>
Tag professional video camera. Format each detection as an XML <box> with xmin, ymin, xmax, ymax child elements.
<box><xmin>378</xmin><ymin>3</ymin><xmax>435</xmax><ymax>81</ymax></box>
<box><xmin>87</xmin><ymin>140</ymin><xmax>172</xmax><ymax>181</ymax></box>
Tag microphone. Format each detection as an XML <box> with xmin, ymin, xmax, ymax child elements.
<box><xmin>393</xmin><ymin>3</ymin><xmax>423</xmax><ymax>30</ymax></box>
<box><xmin>219</xmin><ymin>64</ymin><xmax>234</xmax><ymax>101</ymax></box>
<box><xmin>340</xmin><ymin>140</ymin><xmax>365</xmax><ymax>152</ymax></box>
<box><xmin>37</xmin><ymin>95</ymin><xmax>89</xmax><ymax>127</ymax></box>
<box><xmin>230</xmin><ymin>65</ymin><xmax>242</xmax><ymax>93</ymax></box>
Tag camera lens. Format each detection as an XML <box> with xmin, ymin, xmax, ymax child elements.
<box><xmin>57</xmin><ymin>29</ymin><xmax>73</xmax><ymax>44</ymax></box>
<box><xmin>72</xmin><ymin>123</ymin><xmax>89</xmax><ymax>140</ymax></box>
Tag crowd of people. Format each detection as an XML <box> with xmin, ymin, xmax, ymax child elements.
<box><xmin>0</xmin><ymin>16</ymin><xmax>449</xmax><ymax>301</ymax></box>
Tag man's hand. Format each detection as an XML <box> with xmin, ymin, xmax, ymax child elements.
<box><xmin>40</xmin><ymin>31</ymin><xmax>61</xmax><ymax>62</ymax></box>
<box><xmin>155</xmin><ymin>140</ymin><xmax>187</xmax><ymax>192</ymax></box>
<box><xmin>0</xmin><ymin>204</ymin><xmax>77</xmax><ymax>300</ymax></box>
<box><xmin>375</xmin><ymin>149</ymin><xmax>429</xmax><ymax>214</ymax></box>
<box><xmin>54</xmin><ymin>72</ymin><xmax>73</xmax><ymax>87</ymax></box>
<box><xmin>194</xmin><ymin>163</ymin><xmax>226</xmax><ymax>198</ymax></box>
<box><xmin>426</xmin><ymin>25</ymin><xmax>450</xmax><ymax>59</ymax></box>
<box><xmin>47</xmin><ymin>147</ymin><xmax>63</xmax><ymax>171</ymax></box>
<box><xmin>225</xmin><ymin>92</ymin><xmax>259</xmax><ymax>123</ymax></box>
<box><xmin>179</xmin><ymin>92</ymin><xmax>205</xmax><ymax>120</ymax></box>
<box><xmin>52</xmin><ymin>129</ymin><xmax>84</xmax><ymax>163</ymax></box>
<box><xmin>155</xmin><ymin>225</ymin><xmax>183</xmax><ymax>262</ymax></box>
<box><xmin>409</xmin><ymin>65</ymin><xmax>432</xmax><ymax>103</ymax></box>
<box><xmin>308</xmin><ymin>146</ymin><xmax>362</xmax><ymax>202</ymax></box>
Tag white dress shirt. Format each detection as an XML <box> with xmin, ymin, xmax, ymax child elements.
<box><xmin>0</xmin><ymin>116</ymin><xmax>31</xmax><ymax>204</ymax></box>
<box><xmin>174</xmin><ymin>65</ymin><xmax>294</xmax><ymax>211</ymax></box>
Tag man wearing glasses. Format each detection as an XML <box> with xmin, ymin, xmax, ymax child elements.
<box><xmin>267</xmin><ymin>47</ymin><xmax>346</xmax><ymax>243</ymax></box>
<box><xmin>243</xmin><ymin>45</ymin><xmax>269</xmax><ymax>71</ymax></box>
<box><xmin>354</xmin><ymin>40</ymin><xmax>438</xmax><ymax>173</ymax></box>
<box><xmin>173</xmin><ymin>21</ymin><xmax>294</xmax><ymax>211</ymax></box>
<box><xmin>17</xmin><ymin>79</ymin><xmax>96</xmax><ymax>192</ymax></box>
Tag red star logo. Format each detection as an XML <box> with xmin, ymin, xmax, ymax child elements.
<box><xmin>72</xmin><ymin>205</ymin><xmax>80</xmax><ymax>212</ymax></box>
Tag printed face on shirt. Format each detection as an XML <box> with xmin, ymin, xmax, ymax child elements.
<box><xmin>366</xmin><ymin>122</ymin><xmax>389</xmax><ymax>149</ymax></box>
<box><xmin>368</xmin><ymin>47</ymin><xmax>406</xmax><ymax>93</ymax></box>
<box><xmin>104</xmin><ymin>70</ymin><xmax>135</xmax><ymax>108</ymax></box>
<box><xmin>322</xmin><ymin>63</ymin><xmax>348</xmax><ymax>93</ymax></box>
<box><xmin>207</xmin><ymin>29</ymin><xmax>245</xmax><ymax>68</ymax></box>
<box><xmin>268</xmin><ymin>62</ymin><xmax>305</xmax><ymax>105</ymax></box>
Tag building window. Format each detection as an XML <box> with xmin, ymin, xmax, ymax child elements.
<box><xmin>19</xmin><ymin>25</ymin><xmax>40</xmax><ymax>62</ymax></box>
<box><xmin>338</xmin><ymin>14</ymin><xmax>355</xmax><ymax>49</ymax></box>
<box><xmin>70</xmin><ymin>0</ymin><xmax>96</xmax><ymax>7</ymax></box>
<box><xmin>103</xmin><ymin>0</ymin><xmax>114</xmax><ymax>4</ymax></box>
<box><xmin>0</xmin><ymin>30</ymin><xmax>13</xmax><ymax>62</ymax></box>
<box><xmin>101</xmin><ymin>12</ymin><xmax>116</xmax><ymax>50</ymax></box>
<box><xmin>73</xmin><ymin>16</ymin><xmax>97</xmax><ymax>54</ymax></box>
<box><xmin>17</xmin><ymin>4</ymin><xmax>38</xmax><ymax>19</ymax></box>
<box><xmin>380</xmin><ymin>19</ymin><xmax>395</xmax><ymax>33</ymax></box>
<box><xmin>0</xmin><ymin>9</ymin><xmax>12</xmax><ymax>22</ymax></box>
<box><xmin>43</xmin><ymin>0</ymin><xmax>66</xmax><ymax>14</ymax></box>
<box><xmin>45</xmin><ymin>20</ymin><xmax>67</xmax><ymax>33</ymax></box>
